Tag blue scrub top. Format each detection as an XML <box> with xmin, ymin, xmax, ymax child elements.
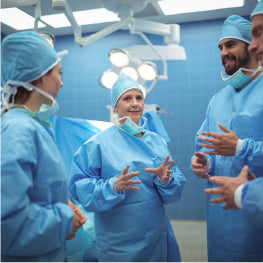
<box><xmin>194</xmin><ymin>75</ymin><xmax>263</xmax><ymax>262</ymax></box>
<box><xmin>1</xmin><ymin>109</ymin><xmax>74</xmax><ymax>262</ymax></box>
<box><xmin>69</xmin><ymin>125</ymin><xmax>185</xmax><ymax>262</ymax></box>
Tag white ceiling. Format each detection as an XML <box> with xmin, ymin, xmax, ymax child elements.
<box><xmin>1</xmin><ymin>0</ymin><xmax>258</xmax><ymax>37</ymax></box>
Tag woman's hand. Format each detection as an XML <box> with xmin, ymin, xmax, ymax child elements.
<box><xmin>145</xmin><ymin>155</ymin><xmax>174</xmax><ymax>184</ymax></box>
<box><xmin>114</xmin><ymin>165</ymin><xmax>141</xmax><ymax>192</ymax></box>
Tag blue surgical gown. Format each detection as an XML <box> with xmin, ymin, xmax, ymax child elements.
<box><xmin>1</xmin><ymin>109</ymin><xmax>74</xmax><ymax>262</ymax></box>
<box><xmin>242</xmin><ymin>178</ymin><xmax>263</xmax><ymax>227</ymax></box>
<box><xmin>69</xmin><ymin>125</ymin><xmax>185</xmax><ymax>262</ymax></box>
<box><xmin>193</xmin><ymin>75</ymin><xmax>263</xmax><ymax>262</ymax></box>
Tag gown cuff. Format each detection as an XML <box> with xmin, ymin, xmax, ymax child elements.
<box><xmin>234</xmin><ymin>183</ymin><xmax>245</xmax><ymax>209</ymax></box>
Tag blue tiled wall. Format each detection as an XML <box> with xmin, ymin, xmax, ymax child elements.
<box><xmin>54</xmin><ymin>18</ymin><xmax>227</xmax><ymax>220</ymax></box>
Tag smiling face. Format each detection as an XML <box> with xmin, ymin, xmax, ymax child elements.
<box><xmin>218</xmin><ymin>39</ymin><xmax>251</xmax><ymax>75</ymax></box>
<box><xmin>249</xmin><ymin>14</ymin><xmax>263</xmax><ymax>65</ymax></box>
<box><xmin>114</xmin><ymin>89</ymin><xmax>144</xmax><ymax>125</ymax></box>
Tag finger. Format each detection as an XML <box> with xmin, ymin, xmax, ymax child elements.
<box><xmin>209</xmin><ymin>177</ymin><xmax>228</xmax><ymax>186</ymax></box>
<box><xmin>167</xmin><ymin>170</ymin><xmax>172</xmax><ymax>175</ymax></box>
<box><xmin>192</xmin><ymin>163</ymin><xmax>204</xmax><ymax>169</ymax></box>
<box><xmin>127</xmin><ymin>179</ymin><xmax>142</xmax><ymax>185</ymax></box>
<box><xmin>197</xmin><ymin>173</ymin><xmax>210</xmax><ymax>179</ymax></box>
<box><xmin>210</xmin><ymin>196</ymin><xmax>225</xmax><ymax>204</ymax></box>
<box><xmin>194</xmin><ymin>152</ymin><xmax>206</xmax><ymax>159</ymax></box>
<box><xmin>199</xmin><ymin>143</ymin><xmax>215</xmax><ymax>149</ymax></box>
<box><xmin>218</xmin><ymin>123</ymin><xmax>231</xmax><ymax>133</ymax></box>
<box><xmin>122</xmin><ymin>165</ymin><xmax>130</xmax><ymax>175</ymax></box>
<box><xmin>167</xmin><ymin>159</ymin><xmax>174</xmax><ymax>170</ymax></box>
<box><xmin>198</xmin><ymin>136</ymin><xmax>215</xmax><ymax>143</ymax></box>
<box><xmin>204</xmin><ymin>186</ymin><xmax>223</xmax><ymax>195</ymax></box>
<box><xmin>162</xmin><ymin>155</ymin><xmax>170</xmax><ymax>167</ymax></box>
<box><xmin>126</xmin><ymin>185</ymin><xmax>140</xmax><ymax>191</ymax></box>
<box><xmin>199</xmin><ymin>132</ymin><xmax>215</xmax><ymax>138</ymax></box>
<box><xmin>145</xmin><ymin>168</ymin><xmax>156</xmax><ymax>173</ymax></box>
<box><xmin>240</xmin><ymin>165</ymin><xmax>256</xmax><ymax>181</ymax></box>
<box><xmin>201</xmin><ymin>131</ymin><xmax>224</xmax><ymax>139</ymax></box>
<box><xmin>125</xmin><ymin>171</ymin><xmax>140</xmax><ymax>179</ymax></box>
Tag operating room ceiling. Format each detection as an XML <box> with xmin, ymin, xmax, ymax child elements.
<box><xmin>0</xmin><ymin>0</ymin><xmax>258</xmax><ymax>37</ymax></box>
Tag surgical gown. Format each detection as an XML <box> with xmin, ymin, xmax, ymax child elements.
<box><xmin>194</xmin><ymin>75</ymin><xmax>263</xmax><ymax>261</ymax></box>
<box><xmin>242</xmin><ymin>177</ymin><xmax>263</xmax><ymax>227</ymax></box>
<box><xmin>1</xmin><ymin>109</ymin><xmax>74</xmax><ymax>262</ymax></box>
<box><xmin>69</xmin><ymin>125</ymin><xmax>185</xmax><ymax>262</ymax></box>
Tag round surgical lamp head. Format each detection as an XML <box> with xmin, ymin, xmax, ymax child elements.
<box><xmin>138</xmin><ymin>62</ymin><xmax>159</xmax><ymax>81</ymax></box>
<box><xmin>120</xmin><ymin>67</ymin><xmax>138</xmax><ymax>81</ymax></box>
<box><xmin>109</xmin><ymin>48</ymin><xmax>129</xmax><ymax>67</ymax></box>
<box><xmin>39</xmin><ymin>31</ymin><xmax>55</xmax><ymax>48</ymax></box>
<box><xmin>100</xmin><ymin>70</ymin><xmax>119</xmax><ymax>89</ymax></box>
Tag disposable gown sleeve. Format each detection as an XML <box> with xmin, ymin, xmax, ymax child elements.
<box><xmin>154</xmin><ymin>165</ymin><xmax>185</xmax><ymax>204</ymax></box>
<box><xmin>242</xmin><ymin>178</ymin><xmax>263</xmax><ymax>227</ymax></box>
<box><xmin>235</xmin><ymin>138</ymin><xmax>263</xmax><ymax>167</ymax></box>
<box><xmin>69</xmin><ymin>141</ymin><xmax>125</xmax><ymax>213</ymax></box>
<box><xmin>1</xmin><ymin>134</ymin><xmax>74</xmax><ymax>256</ymax></box>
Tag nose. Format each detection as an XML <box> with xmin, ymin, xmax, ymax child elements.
<box><xmin>221</xmin><ymin>46</ymin><xmax>229</xmax><ymax>60</ymax></box>
<box><xmin>60</xmin><ymin>79</ymin><xmax>64</xmax><ymax>88</ymax></box>
<box><xmin>248</xmin><ymin>39</ymin><xmax>258</xmax><ymax>54</ymax></box>
<box><xmin>131</xmin><ymin>98</ymin><xmax>138</xmax><ymax>107</ymax></box>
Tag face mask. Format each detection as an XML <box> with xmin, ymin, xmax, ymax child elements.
<box><xmin>116</xmin><ymin>116</ymin><xmax>147</xmax><ymax>135</ymax></box>
<box><xmin>1</xmin><ymin>80</ymin><xmax>59</xmax><ymax>121</ymax></box>
<box><xmin>221</xmin><ymin>62</ymin><xmax>263</xmax><ymax>89</ymax></box>
<box><xmin>33</xmin><ymin>86</ymin><xmax>59</xmax><ymax>121</ymax></box>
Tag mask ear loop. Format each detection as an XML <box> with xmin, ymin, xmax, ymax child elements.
<box><xmin>1</xmin><ymin>83</ymin><xmax>18</xmax><ymax>113</ymax></box>
<box><xmin>1</xmin><ymin>80</ymin><xmax>35</xmax><ymax>114</ymax></box>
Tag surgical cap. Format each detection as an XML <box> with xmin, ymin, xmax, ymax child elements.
<box><xmin>251</xmin><ymin>0</ymin><xmax>263</xmax><ymax>18</ymax></box>
<box><xmin>111</xmin><ymin>73</ymin><xmax>144</xmax><ymax>108</ymax></box>
<box><xmin>1</xmin><ymin>31</ymin><xmax>60</xmax><ymax>86</ymax></box>
<box><xmin>218</xmin><ymin>15</ymin><xmax>252</xmax><ymax>44</ymax></box>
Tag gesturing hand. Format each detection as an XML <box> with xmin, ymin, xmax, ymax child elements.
<box><xmin>204</xmin><ymin>165</ymin><xmax>256</xmax><ymax>210</ymax></box>
<box><xmin>197</xmin><ymin>123</ymin><xmax>239</xmax><ymax>156</ymax></box>
<box><xmin>191</xmin><ymin>152</ymin><xmax>210</xmax><ymax>179</ymax></box>
<box><xmin>145</xmin><ymin>155</ymin><xmax>174</xmax><ymax>184</ymax></box>
<box><xmin>114</xmin><ymin>165</ymin><xmax>142</xmax><ymax>192</ymax></box>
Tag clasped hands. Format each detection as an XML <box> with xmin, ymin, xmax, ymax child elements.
<box><xmin>114</xmin><ymin>155</ymin><xmax>174</xmax><ymax>192</ymax></box>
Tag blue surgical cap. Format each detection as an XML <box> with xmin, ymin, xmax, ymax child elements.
<box><xmin>111</xmin><ymin>73</ymin><xmax>144</xmax><ymax>108</ymax></box>
<box><xmin>1</xmin><ymin>31</ymin><xmax>60</xmax><ymax>86</ymax></box>
<box><xmin>251</xmin><ymin>0</ymin><xmax>263</xmax><ymax>18</ymax></box>
<box><xmin>218</xmin><ymin>15</ymin><xmax>252</xmax><ymax>44</ymax></box>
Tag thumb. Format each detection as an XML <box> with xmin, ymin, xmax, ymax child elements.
<box><xmin>218</xmin><ymin>123</ymin><xmax>231</xmax><ymax>133</ymax></box>
<box><xmin>238</xmin><ymin>165</ymin><xmax>251</xmax><ymax>181</ymax></box>
<box><xmin>145</xmin><ymin>168</ymin><xmax>155</xmax><ymax>173</ymax></box>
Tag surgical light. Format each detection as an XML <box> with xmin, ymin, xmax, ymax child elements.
<box><xmin>109</xmin><ymin>49</ymin><xmax>129</xmax><ymax>67</ymax></box>
<box><xmin>39</xmin><ymin>31</ymin><xmax>55</xmax><ymax>48</ymax></box>
<box><xmin>120</xmin><ymin>67</ymin><xmax>139</xmax><ymax>81</ymax></box>
<box><xmin>100</xmin><ymin>70</ymin><xmax>119</xmax><ymax>89</ymax></box>
<box><xmin>138</xmin><ymin>62</ymin><xmax>159</xmax><ymax>81</ymax></box>
<box><xmin>99</xmin><ymin>47</ymin><xmax>160</xmax><ymax>96</ymax></box>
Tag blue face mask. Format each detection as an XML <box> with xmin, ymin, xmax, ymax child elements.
<box><xmin>33</xmin><ymin>86</ymin><xmax>59</xmax><ymax>122</ymax></box>
<box><xmin>116</xmin><ymin>116</ymin><xmax>147</xmax><ymax>135</ymax></box>
<box><xmin>221</xmin><ymin>62</ymin><xmax>263</xmax><ymax>89</ymax></box>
